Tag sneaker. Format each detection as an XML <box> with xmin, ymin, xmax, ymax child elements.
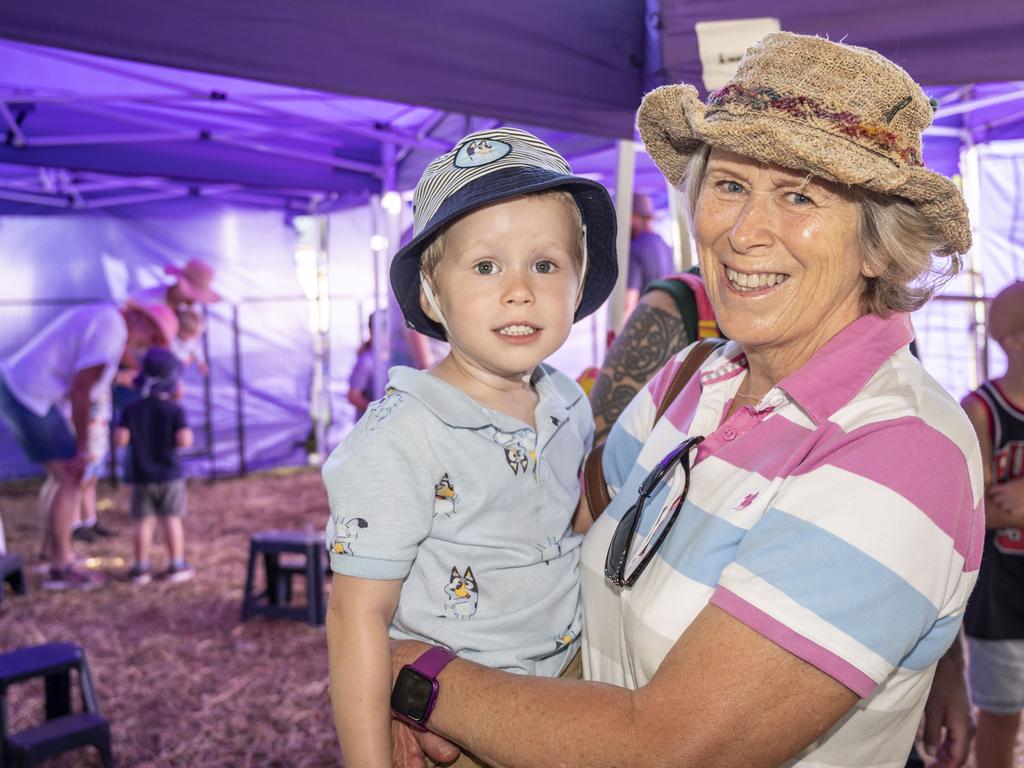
<box><xmin>161</xmin><ymin>562</ymin><xmax>195</xmax><ymax>584</ymax></box>
<box><xmin>71</xmin><ymin>526</ymin><xmax>98</xmax><ymax>544</ymax></box>
<box><xmin>43</xmin><ymin>567</ymin><xmax>105</xmax><ymax>591</ymax></box>
<box><xmin>88</xmin><ymin>522</ymin><xmax>118</xmax><ymax>538</ymax></box>
<box><xmin>127</xmin><ymin>563</ymin><xmax>153</xmax><ymax>586</ymax></box>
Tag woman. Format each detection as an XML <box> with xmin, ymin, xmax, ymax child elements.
<box><xmin>388</xmin><ymin>32</ymin><xmax>983</xmax><ymax>767</ymax></box>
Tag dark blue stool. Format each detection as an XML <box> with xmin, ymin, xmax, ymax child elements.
<box><xmin>0</xmin><ymin>642</ymin><xmax>112</xmax><ymax>767</ymax></box>
<box><xmin>0</xmin><ymin>554</ymin><xmax>26</xmax><ymax>606</ymax></box>
<box><xmin>241</xmin><ymin>529</ymin><xmax>325</xmax><ymax>627</ymax></box>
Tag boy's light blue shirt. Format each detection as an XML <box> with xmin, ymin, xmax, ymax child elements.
<box><xmin>323</xmin><ymin>364</ymin><xmax>591</xmax><ymax>676</ymax></box>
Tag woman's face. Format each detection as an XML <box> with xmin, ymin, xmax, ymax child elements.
<box><xmin>694</xmin><ymin>149</ymin><xmax>872</xmax><ymax>368</ymax></box>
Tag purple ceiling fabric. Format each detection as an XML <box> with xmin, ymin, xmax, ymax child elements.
<box><xmin>0</xmin><ymin>0</ymin><xmax>646</xmax><ymax>139</ymax></box>
<box><xmin>651</xmin><ymin>0</ymin><xmax>1024</xmax><ymax>94</ymax></box>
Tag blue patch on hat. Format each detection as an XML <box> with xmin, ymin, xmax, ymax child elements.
<box><xmin>454</xmin><ymin>138</ymin><xmax>511</xmax><ymax>168</ymax></box>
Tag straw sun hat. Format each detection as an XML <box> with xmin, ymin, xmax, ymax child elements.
<box><xmin>637</xmin><ymin>31</ymin><xmax>971</xmax><ymax>256</ymax></box>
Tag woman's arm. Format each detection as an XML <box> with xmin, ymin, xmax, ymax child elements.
<box><xmin>394</xmin><ymin>603</ymin><xmax>857</xmax><ymax>768</ymax></box>
<box><xmin>591</xmin><ymin>289</ymin><xmax>689</xmax><ymax>446</ymax></box>
<box><xmin>327</xmin><ymin>574</ymin><xmax>403</xmax><ymax>768</ymax></box>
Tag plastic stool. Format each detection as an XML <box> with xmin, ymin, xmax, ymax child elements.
<box><xmin>0</xmin><ymin>554</ymin><xmax>26</xmax><ymax>606</ymax></box>
<box><xmin>241</xmin><ymin>529</ymin><xmax>325</xmax><ymax>627</ymax></box>
<box><xmin>0</xmin><ymin>643</ymin><xmax>112</xmax><ymax>768</ymax></box>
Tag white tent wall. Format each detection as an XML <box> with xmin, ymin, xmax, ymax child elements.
<box><xmin>0</xmin><ymin>198</ymin><xmax>607</xmax><ymax>481</ymax></box>
<box><xmin>915</xmin><ymin>144</ymin><xmax>1024</xmax><ymax>400</ymax></box>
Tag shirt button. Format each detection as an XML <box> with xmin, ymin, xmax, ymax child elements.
<box><xmin>721</xmin><ymin>427</ymin><xmax>737</xmax><ymax>441</ymax></box>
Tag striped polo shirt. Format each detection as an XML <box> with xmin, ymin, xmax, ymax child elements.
<box><xmin>580</xmin><ymin>312</ymin><xmax>984</xmax><ymax>766</ymax></box>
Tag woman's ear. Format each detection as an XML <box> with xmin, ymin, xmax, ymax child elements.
<box><xmin>860</xmin><ymin>252</ymin><xmax>879</xmax><ymax>279</ymax></box>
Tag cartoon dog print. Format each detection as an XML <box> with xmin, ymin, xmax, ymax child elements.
<box><xmin>365</xmin><ymin>391</ymin><xmax>404</xmax><ymax>428</ymax></box>
<box><xmin>443</xmin><ymin>566</ymin><xmax>478</xmax><ymax>619</ymax></box>
<box><xmin>554</xmin><ymin>624</ymin><xmax>578</xmax><ymax>652</ymax></box>
<box><xmin>476</xmin><ymin>425</ymin><xmax>534</xmax><ymax>476</ymax></box>
<box><xmin>434</xmin><ymin>474</ymin><xmax>458</xmax><ymax>517</ymax></box>
<box><xmin>535</xmin><ymin>535</ymin><xmax>562</xmax><ymax>564</ymax></box>
<box><xmin>331</xmin><ymin>516</ymin><xmax>368</xmax><ymax>556</ymax></box>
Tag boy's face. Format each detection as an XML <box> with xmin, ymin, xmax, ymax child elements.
<box><xmin>421</xmin><ymin>194</ymin><xmax>581</xmax><ymax>381</ymax></box>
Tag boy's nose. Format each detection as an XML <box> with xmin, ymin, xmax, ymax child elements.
<box><xmin>502</xmin><ymin>273</ymin><xmax>535</xmax><ymax>304</ymax></box>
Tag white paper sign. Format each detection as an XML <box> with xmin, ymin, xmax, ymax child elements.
<box><xmin>695</xmin><ymin>18</ymin><xmax>781</xmax><ymax>91</ymax></box>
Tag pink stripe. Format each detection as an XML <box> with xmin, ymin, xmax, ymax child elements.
<box><xmin>793</xmin><ymin>417</ymin><xmax>979</xmax><ymax>561</ymax></box>
<box><xmin>661</xmin><ymin>374</ymin><xmax>703</xmax><ymax>435</ymax></box>
<box><xmin>711</xmin><ymin>587</ymin><xmax>877</xmax><ymax>698</ymax></box>
<box><xmin>647</xmin><ymin>357</ymin><xmax>684</xmax><ymax>414</ymax></box>
<box><xmin>700</xmin><ymin>411</ymin><xmax>815</xmax><ymax>477</ymax></box>
<box><xmin>958</xmin><ymin>496</ymin><xmax>985</xmax><ymax>571</ymax></box>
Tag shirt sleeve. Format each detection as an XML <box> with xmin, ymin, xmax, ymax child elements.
<box><xmin>710</xmin><ymin>417</ymin><xmax>982</xmax><ymax>697</ymax></box>
<box><xmin>76</xmin><ymin>308</ymin><xmax>128</xmax><ymax>373</ymax></box>
<box><xmin>322</xmin><ymin>421</ymin><xmax>437</xmax><ymax>580</ymax></box>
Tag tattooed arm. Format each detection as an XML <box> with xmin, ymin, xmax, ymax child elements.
<box><xmin>590</xmin><ymin>288</ymin><xmax>690</xmax><ymax>446</ymax></box>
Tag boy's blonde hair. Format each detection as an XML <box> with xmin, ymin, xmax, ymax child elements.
<box><xmin>419</xmin><ymin>189</ymin><xmax>585</xmax><ymax>288</ymax></box>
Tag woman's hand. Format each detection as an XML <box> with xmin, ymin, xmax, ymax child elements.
<box><xmin>390</xmin><ymin>640</ymin><xmax>462</xmax><ymax>767</ymax></box>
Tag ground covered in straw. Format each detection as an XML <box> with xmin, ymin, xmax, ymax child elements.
<box><xmin>1</xmin><ymin>469</ymin><xmax>340</xmax><ymax>767</ymax></box>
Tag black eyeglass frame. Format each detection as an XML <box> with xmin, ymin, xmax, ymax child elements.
<box><xmin>604</xmin><ymin>436</ymin><xmax>704</xmax><ymax>588</ymax></box>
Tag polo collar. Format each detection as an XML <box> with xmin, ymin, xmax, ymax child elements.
<box><xmin>698</xmin><ymin>313</ymin><xmax>914</xmax><ymax>425</ymax></box>
<box><xmin>387</xmin><ymin>364</ymin><xmax>576</xmax><ymax>432</ymax></box>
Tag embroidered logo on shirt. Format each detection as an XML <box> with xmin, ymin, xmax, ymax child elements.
<box><xmin>330</xmin><ymin>516</ymin><xmax>368</xmax><ymax>556</ymax></box>
<box><xmin>434</xmin><ymin>474</ymin><xmax>458</xmax><ymax>517</ymax></box>
<box><xmin>733</xmin><ymin>492</ymin><xmax>759</xmax><ymax>511</ymax></box>
<box><xmin>443</xmin><ymin>566</ymin><xmax>479</xmax><ymax>619</ymax></box>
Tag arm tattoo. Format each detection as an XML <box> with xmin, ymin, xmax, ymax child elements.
<box><xmin>591</xmin><ymin>302</ymin><xmax>689</xmax><ymax>444</ymax></box>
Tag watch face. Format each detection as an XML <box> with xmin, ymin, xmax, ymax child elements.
<box><xmin>391</xmin><ymin>668</ymin><xmax>435</xmax><ymax>722</ymax></box>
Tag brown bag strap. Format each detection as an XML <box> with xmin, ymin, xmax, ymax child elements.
<box><xmin>583</xmin><ymin>338</ymin><xmax>726</xmax><ymax>519</ymax></box>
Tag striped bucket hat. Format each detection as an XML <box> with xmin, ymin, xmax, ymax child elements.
<box><xmin>391</xmin><ymin>127</ymin><xmax>618</xmax><ymax>341</ymax></box>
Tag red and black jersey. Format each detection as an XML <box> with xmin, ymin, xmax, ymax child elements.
<box><xmin>964</xmin><ymin>380</ymin><xmax>1024</xmax><ymax>639</ymax></box>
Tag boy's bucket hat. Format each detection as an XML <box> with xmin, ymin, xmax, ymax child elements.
<box><xmin>133</xmin><ymin>347</ymin><xmax>182</xmax><ymax>397</ymax></box>
<box><xmin>391</xmin><ymin>127</ymin><xmax>618</xmax><ymax>341</ymax></box>
<box><xmin>637</xmin><ymin>31</ymin><xmax>971</xmax><ymax>257</ymax></box>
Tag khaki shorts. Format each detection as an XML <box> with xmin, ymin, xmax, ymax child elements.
<box><xmin>427</xmin><ymin>650</ymin><xmax>582</xmax><ymax>768</ymax></box>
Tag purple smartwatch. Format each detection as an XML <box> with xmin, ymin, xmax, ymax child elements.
<box><xmin>390</xmin><ymin>645</ymin><xmax>457</xmax><ymax>730</ymax></box>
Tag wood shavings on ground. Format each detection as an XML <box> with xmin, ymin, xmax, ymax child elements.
<box><xmin>0</xmin><ymin>469</ymin><xmax>341</xmax><ymax>767</ymax></box>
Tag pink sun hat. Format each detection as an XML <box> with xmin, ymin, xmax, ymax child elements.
<box><xmin>166</xmin><ymin>259</ymin><xmax>221</xmax><ymax>303</ymax></box>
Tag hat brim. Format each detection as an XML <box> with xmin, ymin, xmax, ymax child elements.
<box><xmin>166</xmin><ymin>265</ymin><xmax>221</xmax><ymax>303</ymax></box>
<box><xmin>391</xmin><ymin>166</ymin><xmax>618</xmax><ymax>341</ymax></box>
<box><xmin>637</xmin><ymin>84</ymin><xmax>971</xmax><ymax>256</ymax></box>
<box><xmin>123</xmin><ymin>299</ymin><xmax>176</xmax><ymax>348</ymax></box>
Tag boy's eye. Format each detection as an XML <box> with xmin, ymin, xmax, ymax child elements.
<box><xmin>534</xmin><ymin>260</ymin><xmax>557</xmax><ymax>274</ymax></box>
<box><xmin>473</xmin><ymin>261</ymin><xmax>497</xmax><ymax>275</ymax></box>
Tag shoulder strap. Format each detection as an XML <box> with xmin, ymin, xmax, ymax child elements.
<box><xmin>583</xmin><ymin>337</ymin><xmax>726</xmax><ymax>519</ymax></box>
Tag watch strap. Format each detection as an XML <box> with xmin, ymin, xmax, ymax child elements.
<box><xmin>410</xmin><ymin>645</ymin><xmax>457</xmax><ymax>678</ymax></box>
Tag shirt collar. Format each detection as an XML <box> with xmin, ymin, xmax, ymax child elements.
<box><xmin>386</xmin><ymin>364</ymin><xmax>576</xmax><ymax>431</ymax></box>
<box><xmin>698</xmin><ymin>313</ymin><xmax>914</xmax><ymax>425</ymax></box>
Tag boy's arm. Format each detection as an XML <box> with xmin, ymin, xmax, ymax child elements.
<box><xmin>175</xmin><ymin>427</ymin><xmax>194</xmax><ymax>449</ymax></box>
<box><xmin>327</xmin><ymin>573</ymin><xmax>403</xmax><ymax>768</ymax></box>
<box><xmin>962</xmin><ymin>393</ymin><xmax>1024</xmax><ymax>528</ymax></box>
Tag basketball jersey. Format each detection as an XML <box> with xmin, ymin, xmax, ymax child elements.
<box><xmin>964</xmin><ymin>380</ymin><xmax>1024</xmax><ymax>639</ymax></box>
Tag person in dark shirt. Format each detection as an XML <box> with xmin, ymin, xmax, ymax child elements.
<box><xmin>115</xmin><ymin>347</ymin><xmax>194</xmax><ymax>585</ymax></box>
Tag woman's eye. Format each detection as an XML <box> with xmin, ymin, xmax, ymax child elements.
<box><xmin>788</xmin><ymin>192</ymin><xmax>813</xmax><ymax>206</ymax></box>
<box><xmin>718</xmin><ymin>180</ymin><xmax>744</xmax><ymax>194</ymax></box>
<box><xmin>534</xmin><ymin>260</ymin><xmax>557</xmax><ymax>274</ymax></box>
<box><xmin>473</xmin><ymin>261</ymin><xmax>496</xmax><ymax>275</ymax></box>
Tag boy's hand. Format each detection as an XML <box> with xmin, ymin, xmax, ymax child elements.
<box><xmin>392</xmin><ymin>721</ymin><xmax>460</xmax><ymax>768</ymax></box>
<box><xmin>987</xmin><ymin>479</ymin><xmax>1024</xmax><ymax>520</ymax></box>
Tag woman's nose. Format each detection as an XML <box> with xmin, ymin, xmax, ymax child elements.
<box><xmin>728</xmin><ymin>195</ymin><xmax>775</xmax><ymax>253</ymax></box>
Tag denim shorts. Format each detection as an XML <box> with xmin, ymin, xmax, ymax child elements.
<box><xmin>967</xmin><ymin>637</ymin><xmax>1024</xmax><ymax>714</ymax></box>
<box><xmin>0</xmin><ymin>375</ymin><xmax>76</xmax><ymax>464</ymax></box>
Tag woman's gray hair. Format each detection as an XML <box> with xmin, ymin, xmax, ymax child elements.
<box><xmin>680</xmin><ymin>144</ymin><xmax>960</xmax><ymax>315</ymax></box>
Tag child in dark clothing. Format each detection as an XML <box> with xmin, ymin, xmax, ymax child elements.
<box><xmin>115</xmin><ymin>347</ymin><xmax>194</xmax><ymax>585</ymax></box>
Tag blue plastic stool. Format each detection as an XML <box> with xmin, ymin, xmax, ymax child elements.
<box><xmin>241</xmin><ymin>529</ymin><xmax>325</xmax><ymax>627</ymax></box>
<box><xmin>0</xmin><ymin>643</ymin><xmax>112</xmax><ymax>768</ymax></box>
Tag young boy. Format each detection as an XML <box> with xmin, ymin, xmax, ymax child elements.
<box><xmin>115</xmin><ymin>347</ymin><xmax>194</xmax><ymax>585</ymax></box>
<box><xmin>322</xmin><ymin>128</ymin><xmax>617</xmax><ymax>768</ymax></box>
<box><xmin>962</xmin><ymin>280</ymin><xmax>1024</xmax><ymax>768</ymax></box>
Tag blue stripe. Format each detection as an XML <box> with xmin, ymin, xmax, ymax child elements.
<box><xmin>901</xmin><ymin>613</ymin><xmax>963</xmax><ymax>670</ymax></box>
<box><xmin>736</xmin><ymin>508</ymin><xmax>939</xmax><ymax>666</ymax></box>
<box><xmin>658</xmin><ymin>499</ymin><xmax>748</xmax><ymax>587</ymax></box>
<box><xmin>602</xmin><ymin>422</ymin><xmax>645</xmax><ymax>491</ymax></box>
